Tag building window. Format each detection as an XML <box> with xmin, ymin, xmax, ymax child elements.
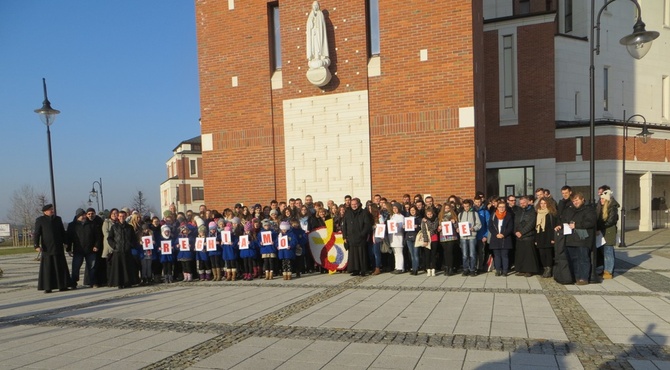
<box><xmin>663</xmin><ymin>75</ymin><xmax>670</xmax><ymax>121</ymax></box>
<box><xmin>519</xmin><ymin>0</ymin><xmax>530</xmax><ymax>14</ymax></box>
<box><xmin>192</xmin><ymin>187</ymin><xmax>204</xmax><ymax>201</ymax></box>
<box><xmin>603</xmin><ymin>67</ymin><xmax>609</xmax><ymax>112</ymax></box>
<box><xmin>574</xmin><ymin>91</ymin><xmax>580</xmax><ymax>117</ymax></box>
<box><xmin>190</xmin><ymin>159</ymin><xmax>197</xmax><ymax>176</ymax></box>
<box><xmin>665</xmin><ymin>0</ymin><xmax>670</xmax><ymax>27</ymax></box>
<box><xmin>565</xmin><ymin>0</ymin><xmax>573</xmax><ymax>33</ymax></box>
<box><xmin>269</xmin><ymin>3</ymin><xmax>282</xmax><ymax>70</ymax></box>
<box><xmin>503</xmin><ymin>35</ymin><xmax>515</xmax><ymax>110</ymax></box>
<box><xmin>366</xmin><ymin>0</ymin><xmax>380</xmax><ymax>56</ymax></box>
<box><xmin>576</xmin><ymin>137</ymin><xmax>583</xmax><ymax>156</ymax></box>
<box><xmin>486</xmin><ymin>167</ymin><xmax>535</xmax><ymax>198</ymax></box>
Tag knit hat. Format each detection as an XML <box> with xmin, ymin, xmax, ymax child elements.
<box><xmin>261</xmin><ymin>219</ymin><xmax>271</xmax><ymax>228</ymax></box>
<box><xmin>224</xmin><ymin>224</ymin><xmax>232</xmax><ymax>231</ymax></box>
<box><xmin>600</xmin><ymin>189</ymin><xmax>613</xmax><ymax>201</ymax></box>
<box><xmin>244</xmin><ymin>221</ymin><xmax>252</xmax><ymax>233</ymax></box>
<box><xmin>75</xmin><ymin>208</ymin><xmax>85</xmax><ymax>217</ymax></box>
<box><xmin>194</xmin><ymin>215</ymin><xmax>205</xmax><ymax>228</ymax></box>
<box><xmin>163</xmin><ymin>210</ymin><xmax>172</xmax><ymax>218</ymax></box>
<box><xmin>161</xmin><ymin>225</ymin><xmax>171</xmax><ymax>238</ymax></box>
<box><xmin>270</xmin><ymin>209</ymin><xmax>279</xmax><ymax>216</ymax></box>
<box><xmin>42</xmin><ymin>204</ymin><xmax>54</xmax><ymax>212</ymax></box>
<box><xmin>208</xmin><ymin>221</ymin><xmax>217</xmax><ymax>230</ymax></box>
<box><xmin>232</xmin><ymin>217</ymin><xmax>240</xmax><ymax>224</ymax></box>
<box><xmin>179</xmin><ymin>225</ymin><xmax>189</xmax><ymax>234</ymax></box>
<box><xmin>86</xmin><ymin>207</ymin><xmax>96</xmax><ymax>214</ymax></box>
<box><xmin>279</xmin><ymin>221</ymin><xmax>291</xmax><ymax>231</ymax></box>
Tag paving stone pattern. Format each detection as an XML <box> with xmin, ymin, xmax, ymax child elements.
<box><xmin>2</xmin><ymin>247</ymin><xmax>670</xmax><ymax>370</ymax></box>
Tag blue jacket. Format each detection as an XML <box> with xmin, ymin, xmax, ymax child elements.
<box><xmin>239</xmin><ymin>233</ymin><xmax>259</xmax><ymax>259</ymax></box>
<box><xmin>277</xmin><ymin>229</ymin><xmax>297</xmax><ymax>260</ymax></box>
<box><xmin>176</xmin><ymin>225</ymin><xmax>196</xmax><ymax>260</ymax></box>
<box><xmin>475</xmin><ymin>206</ymin><xmax>491</xmax><ymax>241</ymax></box>
<box><xmin>207</xmin><ymin>231</ymin><xmax>221</xmax><ymax>257</ymax></box>
<box><xmin>292</xmin><ymin>227</ymin><xmax>308</xmax><ymax>257</ymax></box>
<box><xmin>159</xmin><ymin>236</ymin><xmax>176</xmax><ymax>263</ymax></box>
<box><xmin>258</xmin><ymin>229</ymin><xmax>278</xmax><ymax>255</ymax></box>
<box><xmin>222</xmin><ymin>234</ymin><xmax>239</xmax><ymax>261</ymax></box>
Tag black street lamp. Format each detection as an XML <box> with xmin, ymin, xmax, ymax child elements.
<box><xmin>34</xmin><ymin>78</ymin><xmax>60</xmax><ymax>214</ymax></box>
<box><xmin>620</xmin><ymin>114</ymin><xmax>653</xmax><ymax>248</ymax></box>
<box><xmin>90</xmin><ymin>178</ymin><xmax>104</xmax><ymax>212</ymax></box>
<box><xmin>588</xmin><ymin>0</ymin><xmax>658</xmax><ymax>282</ymax></box>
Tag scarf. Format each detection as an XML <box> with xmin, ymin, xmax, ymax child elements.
<box><xmin>495</xmin><ymin>209</ymin><xmax>506</xmax><ymax>220</ymax></box>
<box><xmin>536</xmin><ymin>207</ymin><xmax>548</xmax><ymax>233</ymax></box>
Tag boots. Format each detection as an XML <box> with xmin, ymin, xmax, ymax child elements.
<box><xmin>205</xmin><ymin>270</ymin><xmax>212</xmax><ymax>281</ymax></box>
<box><xmin>373</xmin><ymin>268</ymin><xmax>381</xmax><ymax>275</ymax></box>
<box><xmin>542</xmin><ymin>267</ymin><xmax>552</xmax><ymax>278</ymax></box>
<box><xmin>264</xmin><ymin>270</ymin><xmax>270</xmax><ymax>280</ymax></box>
<box><xmin>212</xmin><ymin>268</ymin><xmax>219</xmax><ymax>281</ymax></box>
<box><xmin>253</xmin><ymin>266</ymin><xmax>260</xmax><ymax>279</ymax></box>
<box><xmin>269</xmin><ymin>271</ymin><xmax>274</xmax><ymax>280</ymax></box>
<box><xmin>231</xmin><ymin>269</ymin><xmax>237</xmax><ymax>281</ymax></box>
<box><xmin>217</xmin><ymin>268</ymin><xmax>224</xmax><ymax>281</ymax></box>
<box><xmin>226</xmin><ymin>269</ymin><xmax>232</xmax><ymax>281</ymax></box>
<box><xmin>199</xmin><ymin>272</ymin><xmax>206</xmax><ymax>281</ymax></box>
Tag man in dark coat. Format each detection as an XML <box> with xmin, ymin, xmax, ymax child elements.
<box><xmin>513</xmin><ymin>196</ymin><xmax>540</xmax><ymax>276</ymax></box>
<box><xmin>34</xmin><ymin>204</ymin><xmax>73</xmax><ymax>293</ymax></box>
<box><xmin>107</xmin><ymin>209</ymin><xmax>139</xmax><ymax>288</ymax></box>
<box><xmin>67</xmin><ymin>208</ymin><xmax>102</xmax><ymax>288</ymax></box>
<box><xmin>342</xmin><ymin>198</ymin><xmax>371</xmax><ymax>276</ymax></box>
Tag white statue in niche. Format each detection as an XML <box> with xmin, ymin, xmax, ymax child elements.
<box><xmin>305</xmin><ymin>1</ymin><xmax>332</xmax><ymax>87</ymax></box>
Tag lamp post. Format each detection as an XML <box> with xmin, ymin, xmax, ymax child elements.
<box><xmin>34</xmin><ymin>78</ymin><xmax>60</xmax><ymax>214</ymax></box>
<box><xmin>588</xmin><ymin>0</ymin><xmax>658</xmax><ymax>282</ymax></box>
<box><xmin>620</xmin><ymin>114</ymin><xmax>653</xmax><ymax>248</ymax></box>
<box><xmin>90</xmin><ymin>178</ymin><xmax>104</xmax><ymax>212</ymax></box>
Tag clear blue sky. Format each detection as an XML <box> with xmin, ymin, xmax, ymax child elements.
<box><xmin>0</xmin><ymin>0</ymin><xmax>200</xmax><ymax>222</ymax></box>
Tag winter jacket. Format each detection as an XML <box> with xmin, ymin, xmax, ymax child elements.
<box><xmin>277</xmin><ymin>229</ymin><xmax>298</xmax><ymax>260</ymax></box>
<box><xmin>562</xmin><ymin>204</ymin><xmax>597</xmax><ymax>248</ymax></box>
<box><xmin>514</xmin><ymin>205</ymin><xmax>537</xmax><ymax>240</ymax></box>
<box><xmin>488</xmin><ymin>212</ymin><xmax>515</xmax><ymax>250</ymax></box>
<box><xmin>475</xmin><ymin>206</ymin><xmax>491</xmax><ymax>241</ymax></box>
<box><xmin>458</xmin><ymin>209</ymin><xmax>482</xmax><ymax>240</ymax></box>
<box><xmin>342</xmin><ymin>207</ymin><xmax>372</xmax><ymax>247</ymax></box>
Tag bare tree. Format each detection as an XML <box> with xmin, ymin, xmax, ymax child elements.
<box><xmin>131</xmin><ymin>190</ymin><xmax>155</xmax><ymax>216</ymax></box>
<box><xmin>6</xmin><ymin>184</ymin><xmax>48</xmax><ymax>230</ymax></box>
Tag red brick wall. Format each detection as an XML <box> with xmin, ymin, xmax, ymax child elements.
<box><xmin>368</xmin><ymin>1</ymin><xmax>480</xmax><ymax>202</ymax></box>
<box><xmin>197</xmin><ymin>0</ymin><xmax>481</xmax><ymax>208</ymax></box>
<box><xmin>484</xmin><ymin>21</ymin><xmax>555</xmax><ymax>162</ymax></box>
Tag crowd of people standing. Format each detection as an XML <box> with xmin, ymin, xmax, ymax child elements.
<box><xmin>32</xmin><ymin>185</ymin><xmax>620</xmax><ymax>293</ymax></box>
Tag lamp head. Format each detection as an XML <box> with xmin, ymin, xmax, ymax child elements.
<box><xmin>34</xmin><ymin>78</ymin><xmax>60</xmax><ymax>126</ymax></box>
<box><xmin>637</xmin><ymin>124</ymin><xmax>653</xmax><ymax>144</ymax></box>
<box><xmin>620</xmin><ymin>19</ymin><xmax>660</xmax><ymax>59</ymax></box>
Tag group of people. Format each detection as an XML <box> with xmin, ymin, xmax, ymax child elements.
<box><xmin>32</xmin><ymin>185</ymin><xmax>620</xmax><ymax>293</ymax></box>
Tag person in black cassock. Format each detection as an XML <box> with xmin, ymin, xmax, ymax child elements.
<box><xmin>107</xmin><ymin>209</ymin><xmax>139</xmax><ymax>288</ymax></box>
<box><xmin>342</xmin><ymin>197</ymin><xmax>371</xmax><ymax>276</ymax></box>
<box><xmin>34</xmin><ymin>204</ymin><xmax>73</xmax><ymax>293</ymax></box>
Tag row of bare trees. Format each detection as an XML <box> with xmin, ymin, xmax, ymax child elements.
<box><xmin>4</xmin><ymin>184</ymin><xmax>155</xmax><ymax>235</ymax></box>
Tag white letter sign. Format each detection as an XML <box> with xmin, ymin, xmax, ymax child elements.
<box><xmin>141</xmin><ymin>235</ymin><xmax>153</xmax><ymax>250</ymax></box>
<box><xmin>387</xmin><ymin>220</ymin><xmax>398</xmax><ymax>234</ymax></box>
<box><xmin>404</xmin><ymin>217</ymin><xmax>415</xmax><ymax>230</ymax></box>
<box><xmin>161</xmin><ymin>241</ymin><xmax>172</xmax><ymax>254</ymax></box>
<box><xmin>261</xmin><ymin>231</ymin><xmax>273</xmax><ymax>246</ymax></box>
<box><xmin>278</xmin><ymin>235</ymin><xmax>289</xmax><ymax>250</ymax></box>
<box><xmin>441</xmin><ymin>222</ymin><xmax>453</xmax><ymax>236</ymax></box>
<box><xmin>206</xmin><ymin>237</ymin><xmax>217</xmax><ymax>251</ymax></box>
<box><xmin>458</xmin><ymin>222</ymin><xmax>471</xmax><ymax>237</ymax></box>
<box><xmin>239</xmin><ymin>235</ymin><xmax>249</xmax><ymax>250</ymax></box>
<box><xmin>178</xmin><ymin>238</ymin><xmax>189</xmax><ymax>251</ymax></box>
<box><xmin>195</xmin><ymin>237</ymin><xmax>205</xmax><ymax>251</ymax></box>
<box><xmin>374</xmin><ymin>224</ymin><xmax>386</xmax><ymax>239</ymax></box>
<box><xmin>221</xmin><ymin>230</ymin><xmax>231</xmax><ymax>244</ymax></box>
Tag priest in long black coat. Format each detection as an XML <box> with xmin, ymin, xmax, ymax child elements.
<box><xmin>34</xmin><ymin>204</ymin><xmax>73</xmax><ymax>293</ymax></box>
<box><xmin>342</xmin><ymin>198</ymin><xmax>371</xmax><ymax>276</ymax></box>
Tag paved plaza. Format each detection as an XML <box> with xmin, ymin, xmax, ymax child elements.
<box><xmin>1</xmin><ymin>229</ymin><xmax>670</xmax><ymax>369</ymax></box>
